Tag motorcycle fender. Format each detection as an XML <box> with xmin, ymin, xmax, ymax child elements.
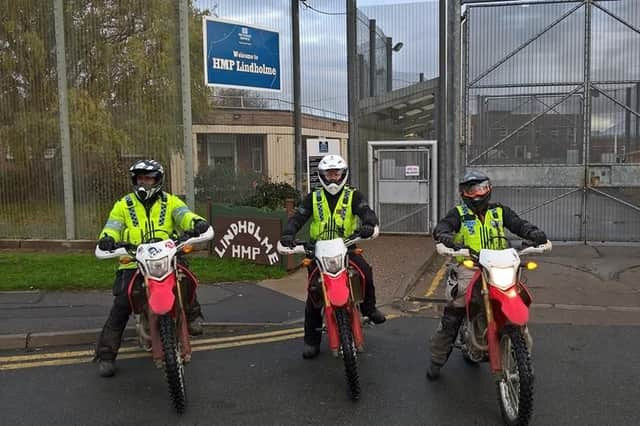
<box><xmin>489</xmin><ymin>285</ymin><xmax>529</xmax><ymax>325</ymax></box>
<box><xmin>147</xmin><ymin>275</ymin><xmax>176</xmax><ymax>315</ymax></box>
<box><xmin>323</xmin><ymin>272</ymin><xmax>350</xmax><ymax>307</ymax></box>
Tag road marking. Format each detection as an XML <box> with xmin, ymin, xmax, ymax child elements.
<box><xmin>0</xmin><ymin>316</ymin><xmax>401</xmax><ymax>371</ymax></box>
<box><xmin>0</xmin><ymin>330</ymin><xmax>305</xmax><ymax>371</ymax></box>
<box><xmin>0</xmin><ymin>327</ymin><xmax>305</xmax><ymax>364</ymax></box>
<box><xmin>425</xmin><ymin>262</ymin><xmax>447</xmax><ymax>297</ymax></box>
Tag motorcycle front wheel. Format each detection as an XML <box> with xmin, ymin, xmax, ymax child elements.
<box><xmin>159</xmin><ymin>314</ymin><xmax>187</xmax><ymax>414</ymax></box>
<box><xmin>335</xmin><ymin>308</ymin><xmax>360</xmax><ymax>401</ymax></box>
<box><xmin>496</xmin><ymin>325</ymin><xmax>534</xmax><ymax>426</ymax></box>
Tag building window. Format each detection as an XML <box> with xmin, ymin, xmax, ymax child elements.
<box><xmin>207</xmin><ymin>134</ymin><xmax>236</xmax><ymax>170</ymax></box>
<box><xmin>251</xmin><ymin>146</ymin><xmax>263</xmax><ymax>173</ymax></box>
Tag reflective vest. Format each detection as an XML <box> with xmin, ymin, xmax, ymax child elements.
<box><xmin>310</xmin><ymin>187</ymin><xmax>358</xmax><ymax>241</ymax></box>
<box><xmin>453</xmin><ymin>204</ymin><xmax>507</xmax><ymax>261</ymax></box>
<box><xmin>99</xmin><ymin>192</ymin><xmax>204</xmax><ymax>269</ymax></box>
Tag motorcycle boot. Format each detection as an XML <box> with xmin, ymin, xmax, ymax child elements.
<box><xmin>426</xmin><ymin>362</ymin><xmax>442</xmax><ymax>381</ymax></box>
<box><xmin>302</xmin><ymin>343</ymin><xmax>320</xmax><ymax>359</ymax></box>
<box><xmin>98</xmin><ymin>360</ymin><xmax>116</xmax><ymax>378</ymax></box>
<box><xmin>186</xmin><ymin>297</ymin><xmax>204</xmax><ymax>336</ymax></box>
<box><xmin>303</xmin><ymin>298</ymin><xmax>323</xmax><ymax>359</ymax></box>
<box><xmin>365</xmin><ymin>307</ymin><xmax>386</xmax><ymax>324</ymax></box>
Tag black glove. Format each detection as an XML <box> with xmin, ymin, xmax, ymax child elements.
<box><xmin>280</xmin><ymin>234</ymin><xmax>295</xmax><ymax>248</ymax></box>
<box><xmin>528</xmin><ymin>229</ymin><xmax>547</xmax><ymax>245</ymax></box>
<box><xmin>437</xmin><ymin>233</ymin><xmax>456</xmax><ymax>248</ymax></box>
<box><xmin>193</xmin><ymin>219</ymin><xmax>210</xmax><ymax>236</ymax></box>
<box><xmin>98</xmin><ymin>235</ymin><xmax>116</xmax><ymax>251</ymax></box>
<box><xmin>358</xmin><ymin>224</ymin><xmax>375</xmax><ymax>239</ymax></box>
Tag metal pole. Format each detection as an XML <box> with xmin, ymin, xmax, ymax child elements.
<box><xmin>438</xmin><ymin>0</ymin><xmax>448</xmax><ymax>218</ymax></box>
<box><xmin>53</xmin><ymin>0</ymin><xmax>75</xmax><ymax>239</ymax></box>
<box><xmin>358</xmin><ymin>54</ymin><xmax>366</xmax><ymax>99</ymax></box>
<box><xmin>347</xmin><ymin>0</ymin><xmax>360</xmax><ymax>187</ymax></box>
<box><xmin>292</xmin><ymin>0</ymin><xmax>303</xmax><ymax>192</ymax></box>
<box><xmin>369</xmin><ymin>19</ymin><xmax>376</xmax><ymax>98</ymax></box>
<box><xmin>386</xmin><ymin>37</ymin><xmax>393</xmax><ymax>92</ymax></box>
<box><xmin>451</xmin><ymin>0</ymin><xmax>462</xmax><ymax>205</ymax></box>
<box><xmin>179</xmin><ymin>0</ymin><xmax>195</xmax><ymax>208</ymax></box>
<box><xmin>626</xmin><ymin>87</ymin><xmax>632</xmax><ymax>158</ymax></box>
<box><xmin>582</xmin><ymin>0</ymin><xmax>592</xmax><ymax>242</ymax></box>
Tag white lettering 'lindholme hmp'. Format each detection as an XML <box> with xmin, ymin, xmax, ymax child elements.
<box><xmin>213</xmin><ymin>220</ymin><xmax>279</xmax><ymax>265</ymax></box>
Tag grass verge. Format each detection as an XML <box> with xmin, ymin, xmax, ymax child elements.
<box><xmin>0</xmin><ymin>252</ymin><xmax>287</xmax><ymax>291</ymax></box>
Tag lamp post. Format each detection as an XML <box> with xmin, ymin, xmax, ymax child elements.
<box><xmin>386</xmin><ymin>37</ymin><xmax>403</xmax><ymax>92</ymax></box>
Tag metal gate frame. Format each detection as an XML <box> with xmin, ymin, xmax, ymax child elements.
<box><xmin>367</xmin><ymin>140</ymin><xmax>438</xmax><ymax>234</ymax></box>
<box><xmin>462</xmin><ymin>0</ymin><xmax>640</xmax><ymax>243</ymax></box>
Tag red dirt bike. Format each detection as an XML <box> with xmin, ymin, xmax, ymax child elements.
<box><xmin>277</xmin><ymin>227</ymin><xmax>379</xmax><ymax>401</ymax></box>
<box><xmin>95</xmin><ymin>226</ymin><xmax>214</xmax><ymax>414</ymax></box>
<box><xmin>435</xmin><ymin>238</ymin><xmax>552</xmax><ymax>426</ymax></box>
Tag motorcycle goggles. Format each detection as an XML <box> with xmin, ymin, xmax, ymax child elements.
<box><xmin>462</xmin><ymin>180</ymin><xmax>491</xmax><ymax>198</ymax></box>
<box><xmin>319</xmin><ymin>168</ymin><xmax>346</xmax><ymax>183</ymax></box>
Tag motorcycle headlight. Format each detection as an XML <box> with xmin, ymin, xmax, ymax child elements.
<box><xmin>145</xmin><ymin>256</ymin><xmax>170</xmax><ymax>279</ymax></box>
<box><xmin>489</xmin><ymin>267</ymin><xmax>517</xmax><ymax>290</ymax></box>
<box><xmin>322</xmin><ymin>255</ymin><xmax>344</xmax><ymax>274</ymax></box>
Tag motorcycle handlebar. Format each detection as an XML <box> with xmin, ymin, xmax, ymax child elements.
<box><xmin>95</xmin><ymin>226</ymin><xmax>215</xmax><ymax>260</ymax></box>
<box><xmin>276</xmin><ymin>226</ymin><xmax>380</xmax><ymax>256</ymax></box>
<box><xmin>435</xmin><ymin>240</ymin><xmax>553</xmax><ymax>259</ymax></box>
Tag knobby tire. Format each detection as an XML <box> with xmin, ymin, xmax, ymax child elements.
<box><xmin>497</xmin><ymin>325</ymin><xmax>534</xmax><ymax>426</ymax></box>
<box><xmin>159</xmin><ymin>314</ymin><xmax>187</xmax><ymax>414</ymax></box>
<box><xmin>335</xmin><ymin>308</ymin><xmax>360</xmax><ymax>401</ymax></box>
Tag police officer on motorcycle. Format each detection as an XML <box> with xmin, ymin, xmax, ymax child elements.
<box><xmin>426</xmin><ymin>170</ymin><xmax>548</xmax><ymax>380</ymax></box>
<box><xmin>95</xmin><ymin>159</ymin><xmax>210</xmax><ymax>377</ymax></box>
<box><xmin>280</xmin><ymin>154</ymin><xmax>386</xmax><ymax>359</ymax></box>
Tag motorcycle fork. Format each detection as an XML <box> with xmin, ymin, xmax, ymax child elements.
<box><xmin>347</xmin><ymin>273</ymin><xmax>364</xmax><ymax>351</ymax></box>
<box><xmin>321</xmin><ymin>279</ymin><xmax>340</xmax><ymax>354</ymax></box>
<box><xmin>481</xmin><ymin>273</ymin><xmax>502</xmax><ymax>375</ymax></box>
<box><xmin>175</xmin><ymin>272</ymin><xmax>192</xmax><ymax>363</ymax></box>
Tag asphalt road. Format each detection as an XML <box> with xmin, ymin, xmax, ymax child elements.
<box><xmin>1</xmin><ymin>317</ymin><xmax>638</xmax><ymax>426</ymax></box>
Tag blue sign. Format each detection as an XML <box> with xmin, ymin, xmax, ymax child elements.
<box><xmin>203</xmin><ymin>17</ymin><xmax>281</xmax><ymax>92</ymax></box>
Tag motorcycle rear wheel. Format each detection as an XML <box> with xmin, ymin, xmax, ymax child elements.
<box><xmin>159</xmin><ymin>314</ymin><xmax>187</xmax><ymax>414</ymax></box>
<box><xmin>496</xmin><ymin>325</ymin><xmax>533</xmax><ymax>426</ymax></box>
<box><xmin>335</xmin><ymin>308</ymin><xmax>360</xmax><ymax>401</ymax></box>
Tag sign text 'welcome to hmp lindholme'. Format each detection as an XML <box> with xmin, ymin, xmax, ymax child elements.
<box><xmin>203</xmin><ymin>17</ymin><xmax>281</xmax><ymax>92</ymax></box>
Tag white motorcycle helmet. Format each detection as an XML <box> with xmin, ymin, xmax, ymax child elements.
<box><xmin>317</xmin><ymin>154</ymin><xmax>349</xmax><ymax>195</ymax></box>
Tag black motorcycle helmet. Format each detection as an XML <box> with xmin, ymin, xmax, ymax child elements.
<box><xmin>129</xmin><ymin>159</ymin><xmax>164</xmax><ymax>202</ymax></box>
<box><xmin>459</xmin><ymin>170</ymin><xmax>492</xmax><ymax>212</ymax></box>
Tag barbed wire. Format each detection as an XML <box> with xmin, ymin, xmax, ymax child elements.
<box><xmin>300</xmin><ymin>0</ymin><xmax>345</xmax><ymax>16</ymax></box>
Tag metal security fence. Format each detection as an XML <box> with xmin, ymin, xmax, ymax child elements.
<box><xmin>1</xmin><ymin>0</ymin><xmax>439</xmax><ymax>241</ymax></box>
<box><xmin>1</xmin><ymin>0</ymin><xmax>182</xmax><ymax>239</ymax></box>
<box><xmin>463</xmin><ymin>0</ymin><xmax>640</xmax><ymax>242</ymax></box>
<box><xmin>0</xmin><ymin>0</ymin><xmax>352</xmax><ymax>240</ymax></box>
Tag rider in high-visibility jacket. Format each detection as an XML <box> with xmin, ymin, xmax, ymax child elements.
<box><xmin>426</xmin><ymin>170</ymin><xmax>548</xmax><ymax>380</ymax></box>
<box><xmin>95</xmin><ymin>159</ymin><xmax>210</xmax><ymax>378</ymax></box>
<box><xmin>280</xmin><ymin>154</ymin><xmax>386</xmax><ymax>360</ymax></box>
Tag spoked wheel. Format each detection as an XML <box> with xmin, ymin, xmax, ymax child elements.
<box><xmin>159</xmin><ymin>314</ymin><xmax>187</xmax><ymax>414</ymax></box>
<box><xmin>335</xmin><ymin>308</ymin><xmax>360</xmax><ymax>401</ymax></box>
<box><xmin>496</xmin><ymin>325</ymin><xmax>534</xmax><ymax>426</ymax></box>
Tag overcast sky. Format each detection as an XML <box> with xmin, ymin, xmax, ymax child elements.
<box><xmin>196</xmin><ymin>0</ymin><xmax>640</xmax><ymax>132</ymax></box>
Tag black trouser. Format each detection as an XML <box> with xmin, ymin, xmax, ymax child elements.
<box><xmin>304</xmin><ymin>252</ymin><xmax>376</xmax><ymax>346</ymax></box>
<box><xmin>95</xmin><ymin>267</ymin><xmax>202</xmax><ymax>361</ymax></box>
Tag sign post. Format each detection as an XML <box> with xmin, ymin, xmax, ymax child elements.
<box><xmin>203</xmin><ymin>17</ymin><xmax>281</xmax><ymax>91</ymax></box>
